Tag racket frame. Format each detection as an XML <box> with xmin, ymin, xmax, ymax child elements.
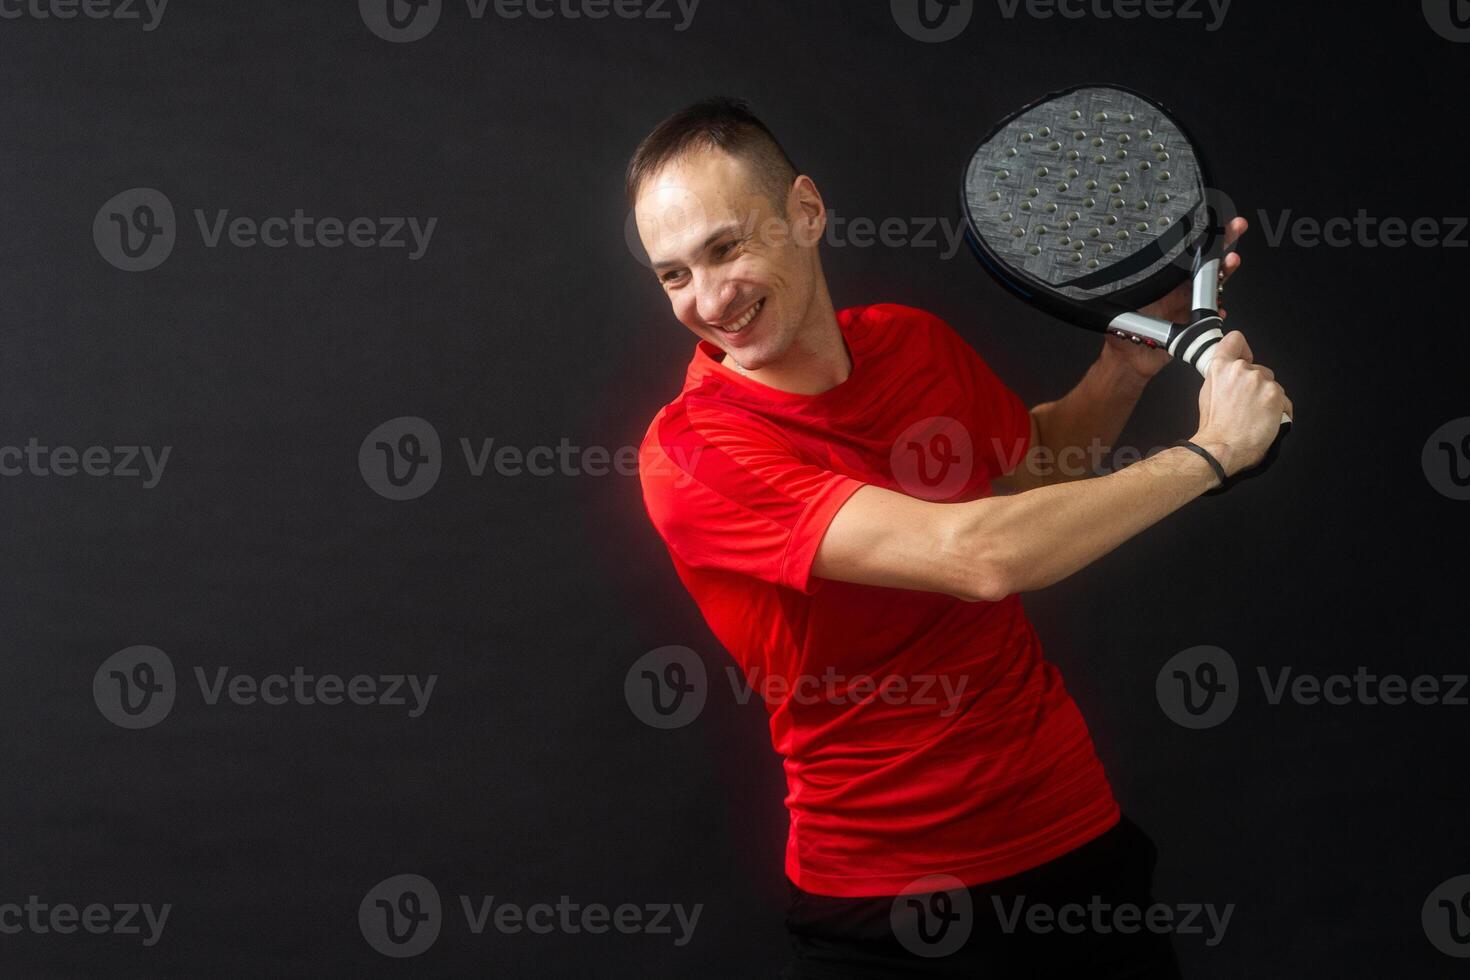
<box><xmin>959</xmin><ymin>82</ymin><xmax>1232</xmax><ymax>366</ymax></box>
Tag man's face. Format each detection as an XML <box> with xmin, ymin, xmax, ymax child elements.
<box><xmin>635</xmin><ymin>148</ymin><xmax>822</xmax><ymax>372</ymax></box>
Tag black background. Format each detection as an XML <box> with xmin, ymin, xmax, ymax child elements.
<box><xmin>3</xmin><ymin>1</ymin><xmax>1468</xmax><ymax>976</ymax></box>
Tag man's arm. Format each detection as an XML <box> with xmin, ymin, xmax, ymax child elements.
<box><xmin>813</xmin><ymin>331</ymin><xmax>1292</xmax><ymax>602</ymax></box>
<box><xmin>814</xmin><ymin>442</ymin><xmax>1220</xmax><ymax>602</ymax></box>
<box><xmin>994</xmin><ymin>349</ymin><xmax>1151</xmax><ymax>493</ymax></box>
<box><xmin>994</xmin><ymin>217</ymin><xmax>1254</xmax><ymax>494</ymax></box>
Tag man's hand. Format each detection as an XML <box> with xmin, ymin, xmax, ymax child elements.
<box><xmin>1191</xmin><ymin>329</ymin><xmax>1293</xmax><ymax>478</ymax></box>
<box><xmin>1100</xmin><ymin>215</ymin><xmax>1250</xmax><ymax>383</ymax></box>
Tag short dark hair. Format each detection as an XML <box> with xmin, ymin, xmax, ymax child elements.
<box><xmin>625</xmin><ymin>97</ymin><xmax>800</xmax><ymax>210</ymax></box>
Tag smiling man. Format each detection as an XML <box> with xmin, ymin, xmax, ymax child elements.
<box><xmin>630</xmin><ymin>98</ymin><xmax>1289</xmax><ymax>978</ymax></box>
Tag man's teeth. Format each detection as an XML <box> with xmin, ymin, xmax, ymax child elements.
<box><xmin>721</xmin><ymin>299</ymin><xmax>763</xmax><ymax>333</ymax></box>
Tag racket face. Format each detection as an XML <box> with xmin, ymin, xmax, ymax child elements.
<box><xmin>962</xmin><ymin>85</ymin><xmax>1212</xmax><ymax>316</ymax></box>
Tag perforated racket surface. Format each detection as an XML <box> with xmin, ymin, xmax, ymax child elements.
<box><xmin>963</xmin><ymin>85</ymin><xmax>1207</xmax><ymax>318</ymax></box>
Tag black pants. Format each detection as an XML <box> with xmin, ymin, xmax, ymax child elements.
<box><xmin>780</xmin><ymin>816</ymin><xmax>1183</xmax><ymax>979</ymax></box>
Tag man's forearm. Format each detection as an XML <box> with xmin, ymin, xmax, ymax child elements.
<box><xmin>956</xmin><ymin>443</ymin><xmax>1221</xmax><ymax>598</ymax></box>
<box><xmin>1028</xmin><ymin>352</ymin><xmax>1150</xmax><ymax>484</ymax></box>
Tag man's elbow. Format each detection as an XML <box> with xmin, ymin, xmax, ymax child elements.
<box><xmin>938</xmin><ymin>508</ymin><xmax>1017</xmax><ymax>603</ymax></box>
<box><xmin>954</xmin><ymin>561</ymin><xmax>1014</xmax><ymax>603</ymax></box>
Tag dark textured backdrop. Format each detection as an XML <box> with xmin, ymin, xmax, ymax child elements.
<box><xmin>3</xmin><ymin>1</ymin><xmax>1468</xmax><ymax>976</ymax></box>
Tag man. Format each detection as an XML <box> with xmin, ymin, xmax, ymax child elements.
<box><xmin>629</xmin><ymin>98</ymin><xmax>1290</xmax><ymax>978</ymax></box>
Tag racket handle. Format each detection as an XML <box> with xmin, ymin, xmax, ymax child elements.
<box><xmin>1169</xmin><ymin>318</ymin><xmax>1292</xmax><ymax>494</ymax></box>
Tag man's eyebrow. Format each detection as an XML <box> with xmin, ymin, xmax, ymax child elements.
<box><xmin>650</xmin><ymin>222</ymin><xmax>744</xmax><ymax>270</ymax></box>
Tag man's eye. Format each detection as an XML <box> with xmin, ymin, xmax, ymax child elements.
<box><xmin>714</xmin><ymin>240</ymin><xmax>740</xmax><ymax>259</ymax></box>
<box><xmin>660</xmin><ymin>270</ymin><xmax>687</xmax><ymax>285</ymax></box>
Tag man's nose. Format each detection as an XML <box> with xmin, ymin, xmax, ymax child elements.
<box><xmin>694</xmin><ymin>273</ymin><xmax>740</xmax><ymax>324</ymax></box>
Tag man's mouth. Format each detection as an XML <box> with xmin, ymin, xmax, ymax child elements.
<box><xmin>713</xmin><ymin>298</ymin><xmax>764</xmax><ymax>335</ymax></box>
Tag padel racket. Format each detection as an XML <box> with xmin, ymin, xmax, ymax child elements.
<box><xmin>960</xmin><ymin>83</ymin><xmax>1289</xmax><ymax>492</ymax></box>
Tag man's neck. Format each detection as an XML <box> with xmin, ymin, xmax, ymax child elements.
<box><xmin>723</xmin><ymin>300</ymin><xmax>850</xmax><ymax>396</ymax></box>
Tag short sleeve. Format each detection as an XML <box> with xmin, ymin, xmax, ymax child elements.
<box><xmin>927</xmin><ymin>315</ymin><xmax>1032</xmax><ymax>478</ymax></box>
<box><xmin>639</xmin><ymin>401</ymin><xmax>865</xmax><ymax>594</ymax></box>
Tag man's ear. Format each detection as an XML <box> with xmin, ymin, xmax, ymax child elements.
<box><xmin>788</xmin><ymin>175</ymin><xmax>826</xmax><ymax>247</ymax></box>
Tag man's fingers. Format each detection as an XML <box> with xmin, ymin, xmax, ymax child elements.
<box><xmin>1223</xmin><ymin>215</ymin><xmax>1248</xmax><ymax>250</ymax></box>
<box><xmin>1214</xmin><ymin>329</ymin><xmax>1254</xmax><ymax>365</ymax></box>
<box><xmin>1221</xmin><ymin>252</ymin><xmax>1242</xmax><ymax>281</ymax></box>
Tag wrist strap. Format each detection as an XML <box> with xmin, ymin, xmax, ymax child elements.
<box><xmin>1173</xmin><ymin>440</ymin><xmax>1227</xmax><ymax>493</ymax></box>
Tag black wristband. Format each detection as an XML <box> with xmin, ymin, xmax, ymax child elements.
<box><xmin>1173</xmin><ymin>440</ymin><xmax>1228</xmax><ymax>493</ymax></box>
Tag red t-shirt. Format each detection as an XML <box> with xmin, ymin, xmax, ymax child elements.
<box><xmin>638</xmin><ymin>303</ymin><xmax>1119</xmax><ymax>898</ymax></box>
